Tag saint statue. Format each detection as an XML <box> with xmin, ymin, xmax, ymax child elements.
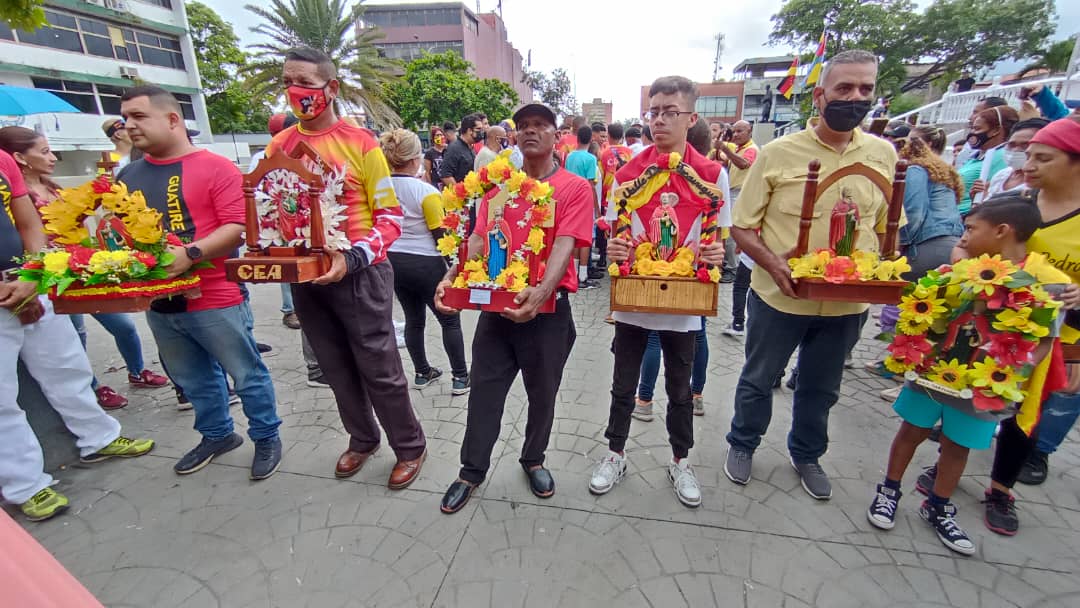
<box><xmin>486</xmin><ymin>207</ymin><xmax>512</xmax><ymax>280</ymax></box>
<box><xmin>829</xmin><ymin>188</ymin><xmax>860</xmax><ymax>256</ymax></box>
<box><xmin>648</xmin><ymin>192</ymin><xmax>681</xmax><ymax>261</ymax></box>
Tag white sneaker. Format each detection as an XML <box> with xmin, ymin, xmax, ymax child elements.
<box><xmin>589</xmin><ymin>451</ymin><xmax>627</xmax><ymax>495</ymax></box>
<box><xmin>669</xmin><ymin>458</ymin><xmax>702</xmax><ymax>507</ymax></box>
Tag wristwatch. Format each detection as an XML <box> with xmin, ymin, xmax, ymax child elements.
<box><xmin>185</xmin><ymin>245</ymin><xmax>203</xmax><ymax>262</ymax></box>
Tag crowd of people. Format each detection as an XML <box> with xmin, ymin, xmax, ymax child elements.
<box><xmin>1</xmin><ymin>45</ymin><xmax>1078</xmax><ymax>563</ymax></box>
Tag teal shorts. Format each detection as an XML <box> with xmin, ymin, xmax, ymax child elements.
<box><xmin>892</xmin><ymin>386</ymin><xmax>998</xmax><ymax>450</ymax></box>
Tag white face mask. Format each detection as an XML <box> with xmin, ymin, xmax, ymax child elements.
<box><xmin>1004</xmin><ymin>149</ymin><xmax>1027</xmax><ymax>170</ymax></box>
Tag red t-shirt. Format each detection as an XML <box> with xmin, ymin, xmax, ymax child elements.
<box><xmin>117</xmin><ymin>150</ymin><xmax>245</xmax><ymax>312</ymax></box>
<box><xmin>599</xmin><ymin>144</ymin><xmax>633</xmax><ymax>205</ymax></box>
<box><xmin>0</xmin><ymin>151</ymin><xmax>29</xmax><ymax>272</ymax></box>
<box><xmin>556</xmin><ymin>134</ymin><xmax>578</xmax><ymax>166</ymax></box>
<box><xmin>474</xmin><ymin>168</ymin><xmax>594</xmax><ymax>292</ymax></box>
<box><xmin>614</xmin><ymin>144</ymin><xmax>723</xmax><ymax>234</ymax></box>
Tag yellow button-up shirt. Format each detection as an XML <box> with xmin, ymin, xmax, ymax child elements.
<box><xmin>732</xmin><ymin>126</ymin><xmax>901</xmax><ymax>317</ymax></box>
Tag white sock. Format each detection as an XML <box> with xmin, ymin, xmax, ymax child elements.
<box><xmin>579</xmin><ymin>265</ymin><xmax>588</xmax><ymax>281</ymax></box>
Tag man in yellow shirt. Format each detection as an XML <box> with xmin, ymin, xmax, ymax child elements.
<box><xmin>725</xmin><ymin>50</ymin><xmax>900</xmax><ymax>500</ymax></box>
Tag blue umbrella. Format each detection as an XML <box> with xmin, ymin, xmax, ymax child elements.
<box><xmin>0</xmin><ymin>84</ymin><xmax>80</xmax><ymax>115</ymax></box>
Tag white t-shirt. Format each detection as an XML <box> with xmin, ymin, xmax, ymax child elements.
<box><xmin>628</xmin><ymin>142</ymin><xmax>646</xmax><ymax>157</ymax></box>
<box><xmin>388</xmin><ymin>175</ymin><xmax>443</xmax><ymax>257</ymax></box>
<box><xmin>987</xmin><ymin>166</ymin><xmax>1023</xmax><ymax>198</ymax></box>
<box><xmin>474</xmin><ymin>146</ymin><xmax>498</xmax><ymax>171</ymax></box>
<box><xmin>247</xmin><ymin>150</ymin><xmax>265</xmax><ymax>173</ymax></box>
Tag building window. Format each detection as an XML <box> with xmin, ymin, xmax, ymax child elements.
<box><xmin>695</xmin><ymin>96</ymin><xmax>738</xmax><ymax>117</ymax></box>
<box><xmin>174</xmin><ymin>93</ymin><xmax>196</xmax><ymax>121</ymax></box>
<box><xmin>97</xmin><ymin>84</ymin><xmax>126</xmax><ymax>115</ymax></box>
<box><xmin>134</xmin><ymin>0</ymin><xmax>173</xmax><ymax>8</ymax></box>
<box><xmin>31</xmin><ymin>77</ymin><xmax>98</xmax><ymax>113</ymax></box>
<box><xmin>1</xmin><ymin>8</ymin><xmax>182</xmax><ymax>70</ymax></box>
<box><xmin>361</xmin><ymin>7</ymin><xmax>460</xmax><ymax>28</ymax></box>
<box><xmin>465</xmin><ymin>15</ymin><xmax>479</xmax><ymax>34</ymax></box>
<box><xmin>376</xmin><ymin>40</ymin><xmax>463</xmax><ymax>62</ymax></box>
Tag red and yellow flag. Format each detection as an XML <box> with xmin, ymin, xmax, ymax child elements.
<box><xmin>778</xmin><ymin>56</ymin><xmax>799</xmax><ymax>100</ymax></box>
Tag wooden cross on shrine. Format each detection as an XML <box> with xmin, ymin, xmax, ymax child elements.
<box><xmin>97</xmin><ymin>151</ymin><xmax>118</xmax><ymax>177</ymax></box>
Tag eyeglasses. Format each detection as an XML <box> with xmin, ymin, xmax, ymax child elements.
<box><xmin>642</xmin><ymin>110</ymin><xmax>693</xmax><ymax>122</ymax></box>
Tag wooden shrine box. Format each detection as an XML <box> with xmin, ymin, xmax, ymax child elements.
<box><xmin>791</xmin><ymin>159</ymin><xmax>908</xmax><ymax>304</ymax></box>
<box><xmin>609</xmin><ymin>163</ymin><xmax>723</xmax><ymax>316</ymax></box>
<box><xmin>225</xmin><ymin>142</ymin><xmax>331</xmax><ymax>283</ymax></box>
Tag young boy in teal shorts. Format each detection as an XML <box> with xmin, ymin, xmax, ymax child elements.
<box><xmin>866</xmin><ymin>197</ymin><xmax>1056</xmax><ymax>556</ymax></box>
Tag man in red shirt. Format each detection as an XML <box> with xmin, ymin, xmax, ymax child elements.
<box><xmin>557</xmin><ymin>115</ymin><xmax>586</xmax><ymax>165</ymax></box>
<box><xmin>118</xmin><ymin>86</ymin><xmax>282</xmax><ymax>481</ymax></box>
<box><xmin>435</xmin><ymin>103</ymin><xmax>594</xmax><ymax>514</ymax></box>
<box><xmin>597</xmin><ymin>123</ymin><xmax>633</xmax><ymax>270</ymax></box>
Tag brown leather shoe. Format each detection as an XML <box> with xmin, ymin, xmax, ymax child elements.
<box><xmin>388</xmin><ymin>449</ymin><xmax>426</xmax><ymax>489</ymax></box>
<box><xmin>335</xmin><ymin>445</ymin><xmax>379</xmax><ymax>478</ymax></box>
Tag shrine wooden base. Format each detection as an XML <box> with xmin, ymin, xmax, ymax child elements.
<box><xmin>441</xmin><ymin>286</ymin><xmax>557</xmax><ymax>314</ymax></box>
<box><xmin>793</xmin><ymin>278</ymin><xmax>907</xmax><ymax>304</ymax></box>
<box><xmin>1063</xmin><ymin>343</ymin><xmax>1080</xmax><ymax>363</ymax></box>
<box><xmin>52</xmin><ymin>288</ymin><xmax>201</xmax><ymax>314</ymax></box>
<box><xmin>610</xmin><ymin>275</ymin><xmax>718</xmax><ymax>317</ymax></box>
<box><xmin>225</xmin><ymin>249</ymin><xmax>328</xmax><ymax>284</ymax></box>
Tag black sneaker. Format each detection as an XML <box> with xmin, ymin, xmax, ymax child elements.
<box><xmin>983</xmin><ymin>489</ymin><xmax>1019</xmax><ymax>536</ymax></box>
<box><xmin>251</xmin><ymin>436</ymin><xmax>282</xmax><ymax>480</ymax></box>
<box><xmin>579</xmin><ymin>278</ymin><xmax>600</xmax><ymax>290</ymax></box>
<box><xmin>174</xmin><ymin>433</ymin><xmax>244</xmax><ymax>475</ymax></box>
<box><xmin>306</xmin><ymin>374</ymin><xmax>331</xmax><ymax>388</ymax></box>
<box><xmin>791</xmin><ymin>459</ymin><xmax>832</xmax><ymax>500</ymax></box>
<box><xmin>915</xmin><ymin>464</ymin><xmax>937</xmax><ymax>496</ymax></box>
<box><xmin>451</xmin><ymin>375</ymin><xmax>470</xmax><ymax>395</ymax></box>
<box><xmin>721</xmin><ymin>323</ymin><xmax>744</xmax><ymax>337</ymax></box>
<box><xmin>1017</xmin><ymin>450</ymin><xmax>1048</xmax><ymax>486</ymax></box>
<box><xmin>919</xmin><ymin>499</ymin><xmax>976</xmax><ymax>555</ymax></box>
<box><xmin>414</xmin><ymin>367</ymin><xmax>443</xmax><ymax>388</ymax></box>
<box><xmin>587</xmin><ymin>267</ymin><xmax>606</xmax><ymax>280</ymax></box>
<box><xmin>257</xmin><ymin>342</ymin><xmax>273</xmax><ymax>354</ymax></box>
<box><xmin>176</xmin><ymin>389</ymin><xmax>192</xmax><ymax>411</ymax></box>
<box><xmin>867</xmin><ymin>484</ymin><xmax>902</xmax><ymax>530</ymax></box>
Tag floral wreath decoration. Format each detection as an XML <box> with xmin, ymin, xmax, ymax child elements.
<box><xmin>17</xmin><ymin>175</ymin><xmax>208</xmax><ymax>299</ymax></box>
<box><xmin>605</xmin><ymin>152</ymin><xmax>725</xmax><ymax>284</ymax></box>
<box><xmin>254</xmin><ymin>163</ymin><xmax>350</xmax><ymax>251</ymax></box>
<box><xmin>438</xmin><ymin>151</ymin><xmax>555</xmax><ymax>292</ymax></box>
<box><xmin>882</xmin><ymin>253</ymin><xmax>1069</xmax><ymax>413</ymax></box>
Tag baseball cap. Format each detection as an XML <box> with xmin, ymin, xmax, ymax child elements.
<box><xmin>883</xmin><ymin>121</ymin><xmax>911</xmax><ymax>139</ymax></box>
<box><xmin>512</xmin><ymin>103</ymin><xmax>558</xmax><ymax>128</ymax></box>
<box><xmin>267</xmin><ymin>113</ymin><xmax>300</xmax><ymax>135</ymax></box>
<box><xmin>102</xmin><ymin>118</ymin><xmax>124</xmax><ymax>138</ymax></box>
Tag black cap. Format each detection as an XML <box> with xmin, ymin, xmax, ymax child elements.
<box><xmin>883</xmin><ymin>122</ymin><xmax>910</xmax><ymax>139</ymax></box>
<box><xmin>186</xmin><ymin>128</ymin><xmax>201</xmax><ymax>138</ymax></box>
<box><xmin>512</xmin><ymin>103</ymin><xmax>558</xmax><ymax>128</ymax></box>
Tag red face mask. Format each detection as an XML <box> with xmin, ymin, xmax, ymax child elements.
<box><xmin>287</xmin><ymin>83</ymin><xmax>330</xmax><ymax>121</ymax></box>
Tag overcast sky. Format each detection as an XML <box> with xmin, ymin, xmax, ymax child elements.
<box><xmin>201</xmin><ymin>0</ymin><xmax>1079</xmax><ymax>121</ymax></box>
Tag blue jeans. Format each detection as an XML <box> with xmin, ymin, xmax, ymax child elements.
<box><xmin>70</xmin><ymin>313</ymin><xmax>145</xmax><ymax>388</ymax></box>
<box><xmin>280</xmin><ymin>283</ymin><xmax>294</xmax><ymax>314</ymax></box>
<box><xmin>1036</xmin><ymin>392</ymin><xmax>1080</xmax><ymax>454</ymax></box>
<box><xmin>727</xmin><ymin>292</ymin><xmax>863</xmax><ymax>462</ymax></box>
<box><xmin>147</xmin><ymin>304</ymin><xmax>280</xmax><ymax>441</ymax></box>
<box><xmin>638</xmin><ymin>318</ymin><xmax>708</xmax><ymax>401</ymax></box>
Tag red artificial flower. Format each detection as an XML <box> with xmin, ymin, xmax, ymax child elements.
<box><xmin>133</xmin><ymin>251</ymin><xmax>157</xmax><ymax>268</ymax></box>
<box><xmin>91</xmin><ymin>175</ymin><xmax>113</xmax><ymax>194</ymax></box>
<box><xmin>66</xmin><ymin>246</ymin><xmax>95</xmax><ymax>271</ymax></box>
<box><xmin>972</xmin><ymin>389</ymin><xmax>1007</xmax><ymax>412</ymax></box>
<box><xmin>453</xmin><ymin>182</ymin><xmax>468</xmax><ymax>199</ymax></box>
<box><xmin>498</xmin><ymin>164</ymin><xmax>513</xmax><ymax>181</ymax></box>
<box><xmin>618</xmin><ymin>261</ymin><xmax>631</xmax><ymax>276</ymax></box>
<box><xmin>166</xmin><ymin>233</ymin><xmax>184</xmax><ymax>246</ymax></box>
<box><xmin>696</xmin><ymin>267</ymin><xmax>711</xmax><ymax>283</ymax></box>
<box><xmin>22</xmin><ymin>260</ymin><xmax>43</xmax><ymax>270</ymax></box>
<box><xmin>985</xmin><ymin>285</ymin><xmax>1008</xmax><ymax>310</ymax></box>
<box><xmin>1006</xmin><ymin>289</ymin><xmax>1037</xmax><ymax>311</ymax></box>
<box><xmin>823</xmin><ymin>256</ymin><xmax>858</xmax><ymax>284</ymax></box>
<box><xmin>519</xmin><ymin>178</ymin><xmax>536</xmax><ymax>200</ymax></box>
<box><xmin>596</xmin><ymin>218</ymin><xmax>611</xmax><ymax>232</ymax></box>
<box><xmin>478</xmin><ymin>166</ymin><xmax>489</xmax><ymax>183</ymax></box>
<box><xmin>529</xmin><ymin>206</ymin><xmax>551</xmax><ymax>225</ymax></box>
<box><xmin>887</xmin><ymin>333</ymin><xmax>934</xmax><ymax>366</ymax></box>
<box><xmin>986</xmin><ymin>331</ymin><xmax>1037</xmax><ymax>368</ymax></box>
<box><xmin>443</xmin><ymin>213</ymin><xmax>461</xmax><ymax>231</ymax></box>
<box><xmin>504</xmin><ymin>273</ymin><xmax>517</xmax><ymax>290</ymax></box>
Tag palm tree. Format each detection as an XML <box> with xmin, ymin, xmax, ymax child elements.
<box><xmin>1016</xmin><ymin>37</ymin><xmax>1076</xmax><ymax>79</ymax></box>
<box><xmin>243</xmin><ymin>0</ymin><xmax>402</xmax><ymax>128</ymax></box>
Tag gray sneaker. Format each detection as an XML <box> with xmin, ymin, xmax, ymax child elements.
<box><xmin>792</xmin><ymin>459</ymin><xmax>832</xmax><ymax>500</ymax></box>
<box><xmin>631</xmin><ymin>399</ymin><xmax>654</xmax><ymax>422</ymax></box>
<box><xmin>724</xmin><ymin>446</ymin><xmax>752</xmax><ymax>485</ymax></box>
<box><xmin>692</xmin><ymin>395</ymin><xmax>704</xmax><ymax>416</ymax></box>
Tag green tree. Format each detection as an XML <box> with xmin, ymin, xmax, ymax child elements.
<box><xmin>243</xmin><ymin>0</ymin><xmax>402</xmax><ymax>128</ymax></box>
<box><xmin>0</xmin><ymin>0</ymin><xmax>44</xmax><ymax>30</ymax></box>
<box><xmin>1017</xmin><ymin>36</ymin><xmax>1077</xmax><ymax>78</ymax></box>
<box><xmin>187</xmin><ymin>1</ymin><xmax>272</xmax><ymax>133</ymax></box>
<box><xmin>385</xmin><ymin>51</ymin><xmax>518</xmax><ymax>131</ymax></box>
<box><xmin>523</xmin><ymin>68</ymin><xmax>577</xmax><ymax>121</ymax></box>
<box><xmin>769</xmin><ymin>0</ymin><xmax>1056</xmax><ymax>96</ymax></box>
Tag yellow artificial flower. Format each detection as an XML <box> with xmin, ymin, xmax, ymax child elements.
<box><xmin>608</xmin><ymin>262</ymin><xmax>620</xmax><ymax>277</ymax></box>
<box><xmin>897</xmin><ymin>292</ymin><xmax>947</xmax><ymax>325</ymax></box>
<box><xmin>651</xmin><ymin>260</ymin><xmax>674</xmax><ymax>276</ymax></box>
<box><xmin>1023</xmin><ymin>252</ymin><xmax>1071</xmax><ymax>285</ymax></box>
<box><xmin>452</xmin><ymin>274</ymin><xmax>467</xmax><ymax>288</ymax></box>
<box><xmin>673</xmin><ymin>247</ymin><xmax>694</xmax><ymax>264</ymax></box>
<box><xmin>910</xmin><ymin>283</ymin><xmax>937</xmax><ymax>300</ymax></box>
<box><xmin>789</xmin><ymin>250</ymin><xmax>831</xmax><ymax>279</ymax></box>
<box><xmin>874</xmin><ymin>257</ymin><xmax>911</xmax><ymax>281</ymax></box>
<box><xmin>896</xmin><ymin>315</ymin><xmax>931</xmax><ymax>336</ymax></box>
<box><xmin>495</xmin><ymin>259</ymin><xmax>529</xmax><ymax>291</ymax></box>
<box><xmin>124</xmin><ymin>208</ymin><xmax>164</xmax><ymax>244</ymax></box>
<box><xmin>87</xmin><ymin>249</ymin><xmax>131</xmax><ymax>274</ymax></box>
<box><xmin>436</xmin><ymin>234</ymin><xmax>460</xmax><ymax>257</ymax></box>
<box><xmin>635</xmin><ymin>258</ymin><xmax>654</xmax><ymax>275</ymax></box>
<box><xmin>526</xmin><ymin>180</ymin><xmax>554</xmax><ymax>203</ymax></box>
<box><xmin>441</xmin><ymin>188</ymin><xmax>463</xmax><ymax>211</ymax></box>
<box><xmin>635</xmin><ymin>242</ymin><xmax>654</xmax><ymax>260</ymax></box>
<box><xmin>525</xmin><ymin>227</ymin><xmax>546</xmax><ymax>254</ymax></box>
<box><xmin>883</xmin><ymin>355</ymin><xmax>916</xmax><ymax>374</ymax></box>
<box><xmin>968</xmin><ymin>359</ymin><xmax>1025</xmax><ymax>402</ymax></box>
<box><xmin>927</xmin><ymin>358</ymin><xmax>970</xmax><ymax>390</ymax></box>
<box><xmin>708</xmin><ymin>266</ymin><xmax>721</xmax><ymax>283</ymax></box>
<box><xmin>463</xmin><ymin>172</ymin><xmax>484</xmax><ymax>197</ymax></box>
<box><xmin>852</xmin><ymin>250</ymin><xmax>879</xmax><ymax>280</ymax></box>
<box><xmin>486</xmin><ymin>157</ymin><xmax>512</xmax><ymax>183</ymax></box>
<box><xmin>505</xmin><ymin>171</ymin><xmax>526</xmax><ymax>194</ymax></box>
<box><xmin>671</xmin><ymin>259</ymin><xmax>693</xmax><ymax>276</ymax></box>
<box><xmin>42</xmin><ymin>251</ymin><xmax>71</xmax><ymax>275</ymax></box>
<box><xmin>954</xmin><ymin>254</ymin><xmax>1017</xmax><ymax>294</ymax></box>
<box><xmin>942</xmin><ymin>283</ymin><xmax>965</xmax><ymax>308</ymax></box>
<box><xmin>992</xmin><ymin>307</ymin><xmax>1050</xmax><ymax>338</ymax></box>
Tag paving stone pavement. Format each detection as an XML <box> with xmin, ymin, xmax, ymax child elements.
<box><xmin>11</xmin><ymin>280</ymin><xmax>1080</xmax><ymax>607</ymax></box>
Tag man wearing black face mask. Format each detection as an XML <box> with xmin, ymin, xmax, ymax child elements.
<box><xmin>440</xmin><ymin>113</ymin><xmax>480</xmax><ymax>188</ymax></box>
<box><xmin>724</xmin><ymin>50</ymin><xmax>899</xmax><ymax>501</ymax></box>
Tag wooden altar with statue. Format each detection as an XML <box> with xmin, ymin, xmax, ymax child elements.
<box><xmin>608</xmin><ymin>155</ymin><xmax>724</xmax><ymax>317</ymax></box>
<box><xmin>225</xmin><ymin>142</ymin><xmax>331</xmax><ymax>283</ymax></box>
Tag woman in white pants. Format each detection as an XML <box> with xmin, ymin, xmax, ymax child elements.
<box><xmin>0</xmin><ymin>148</ymin><xmax>153</xmax><ymax>522</ymax></box>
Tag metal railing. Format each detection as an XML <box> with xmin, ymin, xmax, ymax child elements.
<box><xmin>892</xmin><ymin>74</ymin><xmax>1079</xmax><ymax>127</ymax></box>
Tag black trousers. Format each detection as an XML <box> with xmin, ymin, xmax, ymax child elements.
<box><xmin>606</xmin><ymin>322</ymin><xmax>696</xmax><ymax>459</ymax></box>
<box><xmin>459</xmin><ymin>295</ymin><xmax>576</xmax><ymax>484</ymax></box>
<box><xmin>731</xmin><ymin>262</ymin><xmax>753</xmax><ymax>327</ymax></box>
<box><xmin>595</xmin><ymin>227</ymin><xmax>608</xmax><ymax>267</ymax></box>
<box><xmin>387</xmin><ymin>251</ymin><xmax>468</xmax><ymax>378</ymax></box>
<box><xmin>991</xmin><ymin>416</ymin><xmax>1039</xmax><ymax>489</ymax></box>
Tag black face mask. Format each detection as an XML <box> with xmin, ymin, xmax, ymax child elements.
<box><xmin>967</xmin><ymin>130</ymin><xmax>993</xmax><ymax>149</ymax></box>
<box><xmin>820</xmin><ymin>97</ymin><xmax>873</xmax><ymax>132</ymax></box>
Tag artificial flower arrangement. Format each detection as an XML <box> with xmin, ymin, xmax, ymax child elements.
<box><xmin>16</xmin><ymin>175</ymin><xmax>204</xmax><ymax>313</ymax></box>
<box><xmin>882</xmin><ymin>253</ymin><xmax>1068</xmax><ymax>414</ymax></box>
<box><xmin>254</xmin><ymin>163</ymin><xmax>349</xmax><ymax>251</ymax></box>
<box><xmin>607</xmin><ymin>152</ymin><xmax>724</xmax><ymax>316</ymax></box>
<box><xmin>439</xmin><ymin>151</ymin><xmax>557</xmax><ymax>312</ymax></box>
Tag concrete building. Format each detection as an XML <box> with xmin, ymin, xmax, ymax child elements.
<box><xmin>582</xmin><ymin>98</ymin><xmax>612</xmax><ymax>125</ymax></box>
<box><xmin>0</xmin><ymin>0</ymin><xmax>211</xmax><ymax>179</ymax></box>
<box><xmin>731</xmin><ymin>55</ymin><xmax>802</xmax><ymax>125</ymax></box>
<box><xmin>359</xmin><ymin>2</ymin><xmax>532</xmax><ymax>103</ymax></box>
<box><xmin>639</xmin><ymin>81</ymin><xmax>745</xmax><ymax>126</ymax></box>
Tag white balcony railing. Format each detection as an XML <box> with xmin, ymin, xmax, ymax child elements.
<box><xmin>892</xmin><ymin>74</ymin><xmax>1079</xmax><ymax>127</ymax></box>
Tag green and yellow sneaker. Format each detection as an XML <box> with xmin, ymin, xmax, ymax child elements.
<box><xmin>80</xmin><ymin>436</ymin><xmax>155</xmax><ymax>464</ymax></box>
<box><xmin>21</xmin><ymin>488</ymin><xmax>69</xmax><ymax>522</ymax></box>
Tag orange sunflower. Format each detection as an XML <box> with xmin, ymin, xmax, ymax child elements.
<box><xmin>926</xmin><ymin>359</ymin><xmax>969</xmax><ymax>390</ymax></box>
<box><xmin>954</xmin><ymin>254</ymin><xmax>1018</xmax><ymax>295</ymax></box>
<box><xmin>897</xmin><ymin>292</ymin><xmax>947</xmax><ymax>326</ymax></box>
<box><xmin>968</xmin><ymin>359</ymin><xmax>1025</xmax><ymax>402</ymax></box>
